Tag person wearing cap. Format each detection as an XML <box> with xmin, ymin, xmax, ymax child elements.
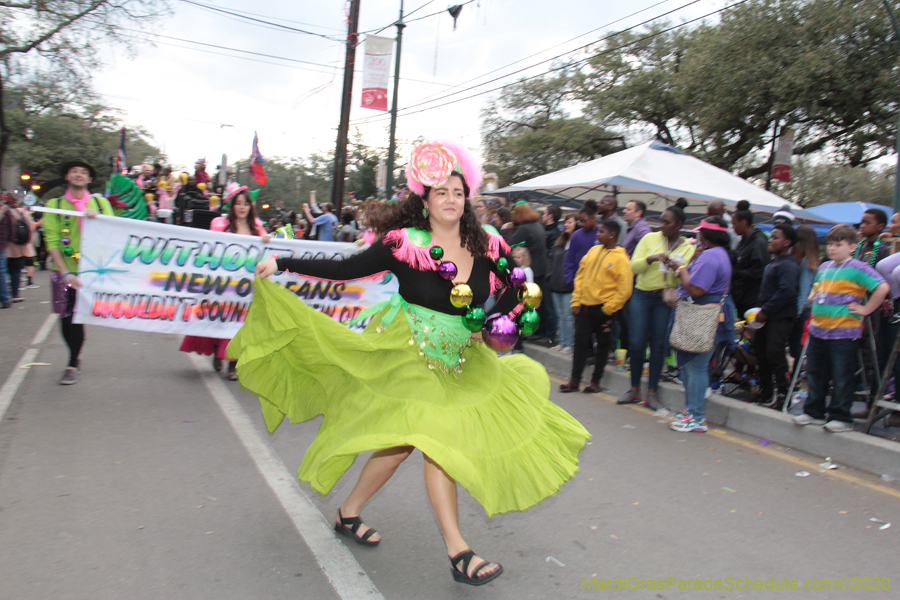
<box><xmin>42</xmin><ymin>160</ymin><xmax>114</xmax><ymax>384</ymax></box>
<box><xmin>664</xmin><ymin>216</ymin><xmax>734</xmax><ymax>433</ymax></box>
<box><xmin>0</xmin><ymin>199</ymin><xmax>14</xmax><ymax>308</ymax></box>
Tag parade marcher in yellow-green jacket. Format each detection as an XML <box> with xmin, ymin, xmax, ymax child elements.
<box><xmin>42</xmin><ymin>160</ymin><xmax>114</xmax><ymax>385</ymax></box>
<box><xmin>560</xmin><ymin>219</ymin><xmax>633</xmax><ymax>394</ymax></box>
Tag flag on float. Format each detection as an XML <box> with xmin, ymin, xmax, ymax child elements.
<box><xmin>114</xmin><ymin>128</ymin><xmax>127</xmax><ymax>174</ymax></box>
<box><xmin>250</xmin><ymin>132</ymin><xmax>267</xmax><ymax>186</ymax></box>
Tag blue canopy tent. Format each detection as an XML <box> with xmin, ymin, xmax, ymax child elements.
<box><xmin>483</xmin><ymin>140</ymin><xmax>834</xmax><ymax>227</ymax></box>
<box><xmin>805</xmin><ymin>202</ymin><xmax>893</xmax><ymax>225</ymax></box>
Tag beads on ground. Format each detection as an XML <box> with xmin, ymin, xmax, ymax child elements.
<box><xmin>450</xmin><ymin>283</ymin><xmax>473</xmax><ymax>308</ymax></box>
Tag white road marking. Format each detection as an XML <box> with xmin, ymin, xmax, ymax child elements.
<box><xmin>190</xmin><ymin>354</ymin><xmax>384</xmax><ymax>600</ymax></box>
<box><xmin>0</xmin><ymin>349</ymin><xmax>39</xmax><ymax>421</ymax></box>
<box><xmin>31</xmin><ymin>313</ymin><xmax>58</xmax><ymax>346</ymax></box>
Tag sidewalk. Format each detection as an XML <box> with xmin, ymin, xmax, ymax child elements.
<box><xmin>525</xmin><ymin>343</ymin><xmax>900</xmax><ymax>482</ymax></box>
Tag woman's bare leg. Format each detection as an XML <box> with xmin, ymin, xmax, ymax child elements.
<box><xmin>423</xmin><ymin>454</ymin><xmax>500</xmax><ymax>578</ymax></box>
<box><xmin>337</xmin><ymin>446</ymin><xmax>414</xmax><ymax>542</ymax></box>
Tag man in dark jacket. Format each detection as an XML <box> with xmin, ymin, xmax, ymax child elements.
<box><xmin>751</xmin><ymin>224</ymin><xmax>799</xmax><ymax>409</ymax></box>
<box><xmin>732</xmin><ymin>206</ymin><xmax>770</xmax><ymax>318</ymax></box>
<box><xmin>543</xmin><ymin>205</ymin><xmax>561</xmax><ymax>249</ymax></box>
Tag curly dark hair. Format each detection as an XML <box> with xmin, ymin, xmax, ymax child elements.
<box><xmin>370</xmin><ymin>173</ymin><xmax>490</xmax><ymax>256</ymax></box>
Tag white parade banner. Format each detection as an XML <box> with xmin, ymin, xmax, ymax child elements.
<box><xmin>361</xmin><ymin>35</ymin><xmax>393</xmax><ymax>111</ymax></box>
<box><xmin>74</xmin><ymin>216</ymin><xmax>398</xmax><ymax>336</ymax></box>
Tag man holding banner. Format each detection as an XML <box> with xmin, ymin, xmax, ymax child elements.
<box><xmin>42</xmin><ymin>160</ymin><xmax>115</xmax><ymax>385</ymax></box>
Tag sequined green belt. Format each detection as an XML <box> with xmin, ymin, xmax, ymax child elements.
<box><xmin>352</xmin><ymin>293</ymin><xmax>472</xmax><ymax>373</ymax></box>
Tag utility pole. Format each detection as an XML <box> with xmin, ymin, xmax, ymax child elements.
<box><xmin>331</xmin><ymin>0</ymin><xmax>360</xmax><ymax>214</ymax></box>
<box><xmin>882</xmin><ymin>0</ymin><xmax>900</xmax><ymax>213</ymax></box>
<box><xmin>764</xmin><ymin>120</ymin><xmax>780</xmax><ymax>191</ymax></box>
<box><xmin>385</xmin><ymin>1</ymin><xmax>405</xmax><ymax>198</ymax></box>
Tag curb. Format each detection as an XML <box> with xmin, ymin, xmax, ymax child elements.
<box><xmin>525</xmin><ymin>343</ymin><xmax>900</xmax><ymax>481</ymax></box>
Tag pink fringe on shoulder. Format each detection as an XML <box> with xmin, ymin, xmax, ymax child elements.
<box><xmin>406</xmin><ymin>139</ymin><xmax>484</xmax><ymax>200</ymax></box>
<box><xmin>486</xmin><ymin>233</ymin><xmax>509</xmax><ymax>260</ymax></box>
<box><xmin>383</xmin><ymin>229</ymin><xmax>438</xmax><ymax>271</ymax></box>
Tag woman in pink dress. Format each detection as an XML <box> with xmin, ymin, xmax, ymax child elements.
<box><xmin>179</xmin><ymin>187</ymin><xmax>269</xmax><ymax>379</ymax></box>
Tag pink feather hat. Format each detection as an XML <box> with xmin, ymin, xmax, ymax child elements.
<box><xmin>406</xmin><ymin>140</ymin><xmax>483</xmax><ymax>200</ymax></box>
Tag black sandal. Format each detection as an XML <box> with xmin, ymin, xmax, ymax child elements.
<box><xmin>449</xmin><ymin>550</ymin><xmax>503</xmax><ymax>586</ymax></box>
<box><xmin>334</xmin><ymin>508</ymin><xmax>380</xmax><ymax>547</ymax></box>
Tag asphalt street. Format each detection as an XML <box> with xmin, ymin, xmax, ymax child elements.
<box><xmin>1</xmin><ymin>269</ymin><xmax>899</xmax><ymax>599</ymax></box>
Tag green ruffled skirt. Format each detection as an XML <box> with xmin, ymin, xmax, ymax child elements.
<box><xmin>228</xmin><ymin>278</ymin><xmax>589</xmax><ymax>516</ymax></box>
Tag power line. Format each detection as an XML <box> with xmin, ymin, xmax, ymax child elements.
<box><xmin>350</xmin><ymin>0</ymin><xmax>738</xmax><ymax>126</ymax></box>
<box><xmin>411</xmin><ymin>0</ymin><xmax>681</xmax><ymax>106</ymax></box>
<box><xmin>180</xmin><ymin>0</ymin><xmax>345</xmax><ymax>41</ymax></box>
<box><xmin>181</xmin><ymin>0</ymin><xmax>346</xmax><ymax>32</ymax></box>
<box><xmin>360</xmin><ymin>0</ymin><xmax>475</xmax><ymax>38</ymax></box>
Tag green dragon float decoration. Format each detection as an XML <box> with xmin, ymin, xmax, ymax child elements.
<box><xmin>107</xmin><ymin>173</ymin><xmax>149</xmax><ymax>220</ymax></box>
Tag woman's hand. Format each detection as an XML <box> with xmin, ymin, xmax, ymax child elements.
<box><xmin>500</xmin><ymin>222</ymin><xmax>513</xmax><ymax>230</ymax></box>
<box><xmin>255</xmin><ymin>258</ymin><xmax>278</xmax><ymax>279</ymax></box>
<box><xmin>666</xmin><ymin>258</ymin><xmax>684</xmax><ymax>272</ymax></box>
<box><xmin>470</xmin><ymin>331</ymin><xmax>484</xmax><ymax>342</ymax></box>
<box><xmin>646</xmin><ymin>253</ymin><xmax>666</xmax><ymax>264</ymax></box>
<box><xmin>571</xmin><ymin>305</ymin><xmax>582</xmax><ymax>316</ymax></box>
<box><xmin>63</xmin><ymin>273</ymin><xmax>82</xmax><ymax>289</ymax></box>
<box><xmin>260</xmin><ymin>233</ymin><xmax>272</xmax><ymax>243</ymax></box>
<box><xmin>85</xmin><ymin>208</ymin><xmax>98</xmax><ymax>219</ymax></box>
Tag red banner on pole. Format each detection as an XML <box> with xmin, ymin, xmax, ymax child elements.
<box><xmin>361</xmin><ymin>35</ymin><xmax>392</xmax><ymax>111</ymax></box>
<box><xmin>772</xmin><ymin>127</ymin><xmax>795</xmax><ymax>182</ymax></box>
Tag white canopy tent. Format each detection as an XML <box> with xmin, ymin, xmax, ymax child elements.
<box><xmin>484</xmin><ymin>140</ymin><xmax>831</xmax><ymax>225</ymax></box>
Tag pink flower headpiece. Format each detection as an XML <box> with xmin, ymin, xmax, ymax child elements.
<box><xmin>406</xmin><ymin>140</ymin><xmax>483</xmax><ymax>200</ymax></box>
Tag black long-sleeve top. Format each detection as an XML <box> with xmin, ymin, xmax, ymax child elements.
<box><xmin>275</xmin><ymin>236</ymin><xmax>519</xmax><ymax>316</ymax></box>
<box><xmin>732</xmin><ymin>228</ymin><xmax>770</xmax><ymax>309</ymax></box>
<box><xmin>757</xmin><ymin>254</ymin><xmax>800</xmax><ymax>320</ymax></box>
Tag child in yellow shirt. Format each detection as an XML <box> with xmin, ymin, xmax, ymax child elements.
<box><xmin>560</xmin><ymin>219</ymin><xmax>634</xmax><ymax>393</ymax></box>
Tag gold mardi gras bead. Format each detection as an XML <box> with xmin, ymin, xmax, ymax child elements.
<box><xmin>60</xmin><ymin>228</ymin><xmax>70</xmax><ymax>235</ymax></box>
<box><xmin>449</xmin><ymin>282</ymin><xmax>473</xmax><ymax>308</ymax></box>
<box><xmin>517</xmin><ymin>282</ymin><xmax>543</xmax><ymax>309</ymax></box>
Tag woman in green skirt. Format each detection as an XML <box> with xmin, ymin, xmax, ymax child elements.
<box><xmin>231</xmin><ymin>141</ymin><xmax>589</xmax><ymax>586</ymax></box>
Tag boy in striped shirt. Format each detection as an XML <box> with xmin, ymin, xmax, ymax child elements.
<box><xmin>792</xmin><ymin>225</ymin><xmax>889</xmax><ymax>433</ymax></box>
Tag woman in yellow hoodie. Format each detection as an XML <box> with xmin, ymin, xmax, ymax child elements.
<box><xmin>560</xmin><ymin>219</ymin><xmax>634</xmax><ymax>393</ymax></box>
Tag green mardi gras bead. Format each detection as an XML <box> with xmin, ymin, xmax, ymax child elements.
<box><xmin>518</xmin><ymin>309</ymin><xmax>540</xmax><ymax>336</ymax></box>
<box><xmin>496</xmin><ymin>257</ymin><xmax>509</xmax><ymax>273</ymax></box>
<box><xmin>430</xmin><ymin>246</ymin><xmax>444</xmax><ymax>261</ymax></box>
<box><xmin>462</xmin><ymin>306</ymin><xmax>486</xmax><ymax>332</ymax></box>
<box><xmin>63</xmin><ymin>247</ymin><xmax>74</xmax><ymax>257</ymax></box>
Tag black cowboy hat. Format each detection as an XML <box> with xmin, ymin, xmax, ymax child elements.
<box><xmin>59</xmin><ymin>159</ymin><xmax>97</xmax><ymax>179</ymax></box>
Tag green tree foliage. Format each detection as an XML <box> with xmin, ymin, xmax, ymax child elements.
<box><xmin>766</xmin><ymin>161</ymin><xmax>895</xmax><ymax>208</ymax></box>
<box><xmin>579</xmin><ymin>0</ymin><xmax>900</xmax><ymax>178</ymax></box>
<box><xmin>6</xmin><ymin>78</ymin><xmax>161</xmax><ymax>195</ymax></box>
<box><xmin>481</xmin><ymin>73</ymin><xmax>624</xmax><ymax>185</ymax></box>
<box><xmin>482</xmin><ymin>0</ymin><xmax>900</xmax><ymax>185</ymax></box>
<box><xmin>0</xmin><ymin>1</ymin><xmax>169</xmax><ymax>171</ymax></box>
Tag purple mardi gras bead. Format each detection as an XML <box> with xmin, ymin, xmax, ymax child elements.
<box><xmin>481</xmin><ymin>313</ymin><xmax>518</xmax><ymax>353</ymax></box>
<box><xmin>438</xmin><ymin>261</ymin><xmax>458</xmax><ymax>281</ymax></box>
<box><xmin>61</xmin><ymin>238</ymin><xmax>70</xmax><ymax>245</ymax></box>
<box><xmin>509</xmin><ymin>267</ymin><xmax>526</xmax><ymax>288</ymax></box>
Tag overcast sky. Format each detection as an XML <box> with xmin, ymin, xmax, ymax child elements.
<box><xmin>91</xmin><ymin>0</ymin><xmax>725</xmax><ymax>176</ymax></box>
